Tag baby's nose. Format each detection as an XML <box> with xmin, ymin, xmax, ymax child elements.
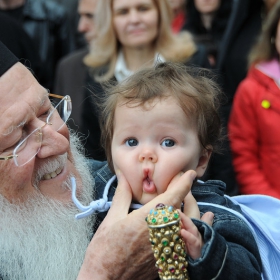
<box><xmin>139</xmin><ymin>149</ymin><xmax>158</xmax><ymax>163</ymax></box>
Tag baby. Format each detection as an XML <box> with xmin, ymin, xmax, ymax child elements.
<box><xmin>93</xmin><ymin>62</ymin><xmax>262</xmax><ymax>279</ymax></box>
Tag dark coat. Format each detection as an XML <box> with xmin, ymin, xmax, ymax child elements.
<box><xmin>54</xmin><ymin>47</ymin><xmax>89</xmax><ymax>132</ymax></box>
<box><xmin>183</xmin><ymin>0</ymin><xmax>233</xmax><ymax>66</ymax></box>
<box><xmin>0</xmin><ymin>13</ymin><xmax>42</xmax><ymax>82</ymax></box>
<box><xmin>201</xmin><ymin>0</ymin><xmax>264</xmax><ymax>195</ymax></box>
<box><xmin>0</xmin><ymin>0</ymin><xmax>76</xmax><ymax>91</ymax></box>
<box><xmin>217</xmin><ymin>0</ymin><xmax>263</xmax><ymax>123</ymax></box>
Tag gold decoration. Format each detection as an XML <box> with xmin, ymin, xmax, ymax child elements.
<box><xmin>146</xmin><ymin>203</ymin><xmax>190</xmax><ymax>280</ymax></box>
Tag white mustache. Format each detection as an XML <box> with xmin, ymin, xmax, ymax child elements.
<box><xmin>33</xmin><ymin>153</ymin><xmax>67</xmax><ymax>187</ymax></box>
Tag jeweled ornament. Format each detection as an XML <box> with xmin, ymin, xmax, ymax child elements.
<box><xmin>146</xmin><ymin>203</ymin><xmax>190</xmax><ymax>280</ymax></box>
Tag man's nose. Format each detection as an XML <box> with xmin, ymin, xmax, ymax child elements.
<box><xmin>139</xmin><ymin>149</ymin><xmax>158</xmax><ymax>163</ymax></box>
<box><xmin>36</xmin><ymin>124</ymin><xmax>69</xmax><ymax>158</ymax></box>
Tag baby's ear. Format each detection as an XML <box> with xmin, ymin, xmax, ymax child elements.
<box><xmin>195</xmin><ymin>146</ymin><xmax>212</xmax><ymax>177</ymax></box>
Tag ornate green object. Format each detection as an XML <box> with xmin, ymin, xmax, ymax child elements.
<box><xmin>146</xmin><ymin>204</ymin><xmax>190</xmax><ymax>280</ymax></box>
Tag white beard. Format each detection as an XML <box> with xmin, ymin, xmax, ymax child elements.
<box><xmin>0</xmin><ymin>133</ymin><xmax>96</xmax><ymax>280</ymax></box>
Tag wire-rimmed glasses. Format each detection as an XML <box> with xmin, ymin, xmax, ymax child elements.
<box><xmin>0</xmin><ymin>94</ymin><xmax>72</xmax><ymax>167</ymax></box>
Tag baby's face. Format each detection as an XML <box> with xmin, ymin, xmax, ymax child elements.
<box><xmin>111</xmin><ymin>97</ymin><xmax>210</xmax><ymax>204</ymax></box>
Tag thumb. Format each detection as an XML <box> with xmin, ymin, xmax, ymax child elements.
<box><xmin>105</xmin><ymin>170</ymin><xmax>132</xmax><ymax>222</ymax></box>
<box><xmin>201</xmin><ymin>211</ymin><xmax>214</xmax><ymax>227</ymax></box>
<box><xmin>183</xmin><ymin>192</ymin><xmax>200</xmax><ymax>219</ymax></box>
<box><xmin>140</xmin><ymin>170</ymin><xmax>197</xmax><ymax>217</ymax></box>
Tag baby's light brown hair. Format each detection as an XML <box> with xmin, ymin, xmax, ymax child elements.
<box><xmin>99</xmin><ymin>62</ymin><xmax>223</xmax><ymax>172</ymax></box>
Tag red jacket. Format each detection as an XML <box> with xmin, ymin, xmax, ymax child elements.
<box><xmin>228</xmin><ymin>61</ymin><xmax>280</xmax><ymax>199</ymax></box>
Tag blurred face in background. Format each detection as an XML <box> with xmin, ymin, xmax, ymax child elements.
<box><xmin>168</xmin><ymin>0</ymin><xmax>186</xmax><ymax>15</ymax></box>
<box><xmin>78</xmin><ymin>0</ymin><xmax>98</xmax><ymax>43</ymax></box>
<box><xmin>112</xmin><ymin>0</ymin><xmax>159</xmax><ymax>50</ymax></box>
<box><xmin>264</xmin><ymin>0</ymin><xmax>278</xmax><ymax>13</ymax></box>
<box><xmin>194</xmin><ymin>0</ymin><xmax>220</xmax><ymax>14</ymax></box>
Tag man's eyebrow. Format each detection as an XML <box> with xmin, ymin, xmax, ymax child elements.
<box><xmin>40</xmin><ymin>92</ymin><xmax>49</xmax><ymax>106</ymax></box>
<box><xmin>3</xmin><ymin>120</ymin><xmax>27</xmax><ymax>136</ymax></box>
<box><xmin>2</xmin><ymin>91</ymin><xmax>49</xmax><ymax>136</ymax></box>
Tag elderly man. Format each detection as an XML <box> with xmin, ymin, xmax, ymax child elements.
<box><xmin>0</xmin><ymin>40</ymin><xmax>205</xmax><ymax>279</ymax></box>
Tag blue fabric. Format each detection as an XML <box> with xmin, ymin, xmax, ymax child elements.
<box><xmin>87</xmin><ymin>159</ymin><xmax>107</xmax><ymax>177</ymax></box>
<box><xmin>198</xmin><ymin>194</ymin><xmax>280</xmax><ymax>280</ymax></box>
<box><xmin>230</xmin><ymin>195</ymin><xmax>280</xmax><ymax>280</ymax></box>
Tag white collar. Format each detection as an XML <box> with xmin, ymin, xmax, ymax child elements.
<box><xmin>114</xmin><ymin>50</ymin><xmax>165</xmax><ymax>82</ymax></box>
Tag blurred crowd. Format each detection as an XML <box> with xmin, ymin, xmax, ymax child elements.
<box><xmin>1</xmin><ymin>0</ymin><xmax>280</xmax><ymax>198</ymax></box>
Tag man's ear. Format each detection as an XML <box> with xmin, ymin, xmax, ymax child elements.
<box><xmin>195</xmin><ymin>147</ymin><xmax>212</xmax><ymax>177</ymax></box>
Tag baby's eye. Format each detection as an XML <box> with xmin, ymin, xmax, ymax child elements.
<box><xmin>161</xmin><ymin>139</ymin><xmax>175</xmax><ymax>147</ymax></box>
<box><xmin>125</xmin><ymin>138</ymin><xmax>138</xmax><ymax>147</ymax></box>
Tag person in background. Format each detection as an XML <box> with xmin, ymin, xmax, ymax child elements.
<box><xmin>203</xmin><ymin>0</ymin><xmax>277</xmax><ymax>196</ymax></box>
<box><xmin>54</xmin><ymin>0</ymin><xmax>98</xmax><ymax>133</ymax></box>
<box><xmin>183</xmin><ymin>0</ymin><xmax>233</xmax><ymax>67</ymax></box>
<box><xmin>53</xmin><ymin>0</ymin><xmax>87</xmax><ymax>49</ymax></box>
<box><xmin>80</xmin><ymin>0</ymin><xmax>210</xmax><ymax>161</ymax></box>
<box><xmin>168</xmin><ymin>0</ymin><xmax>187</xmax><ymax>33</ymax></box>
<box><xmin>228</xmin><ymin>1</ymin><xmax>280</xmax><ymax>199</ymax></box>
<box><xmin>0</xmin><ymin>0</ymin><xmax>76</xmax><ymax>91</ymax></box>
<box><xmin>0</xmin><ymin>40</ymin><xmax>205</xmax><ymax>279</ymax></box>
<box><xmin>265</xmin><ymin>0</ymin><xmax>279</xmax><ymax>14</ymax></box>
<box><xmin>0</xmin><ymin>12</ymin><xmax>42</xmax><ymax>83</ymax></box>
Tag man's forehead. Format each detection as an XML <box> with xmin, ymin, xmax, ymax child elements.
<box><xmin>0</xmin><ymin>62</ymin><xmax>49</xmax><ymax>138</ymax></box>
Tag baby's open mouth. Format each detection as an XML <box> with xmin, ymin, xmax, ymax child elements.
<box><xmin>143</xmin><ymin>176</ymin><xmax>156</xmax><ymax>193</ymax></box>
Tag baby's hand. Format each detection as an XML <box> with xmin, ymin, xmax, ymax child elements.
<box><xmin>179</xmin><ymin>211</ymin><xmax>214</xmax><ymax>260</ymax></box>
<box><xmin>180</xmin><ymin>187</ymin><xmax>214</xmax><ymax>259</ymax></box>
<box><xmin>183</xmin><ymin>191</ymin><xmax>200</xmax><ymax>219</ymax></box>
<box><xmin>180</xmin><ymin>211</ymin><xmax>204</xmax><ymax>259</ymax></box>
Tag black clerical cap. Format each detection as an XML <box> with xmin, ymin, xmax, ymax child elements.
<box><xmin>0</xmin><ymin>40</ymin><xmax>19</xmax><ymax>77</ymax></box>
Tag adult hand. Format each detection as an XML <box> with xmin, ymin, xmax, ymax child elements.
<box><xmin>77</xmin><ymin>170</ymin><xmax>197</xmax><ymax>280</ymax></box>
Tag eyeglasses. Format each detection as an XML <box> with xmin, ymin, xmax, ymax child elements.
<box><xmin>0</xmin><ymin>94</ymin><xmax>72</xmax><ymax>167</ymax></box>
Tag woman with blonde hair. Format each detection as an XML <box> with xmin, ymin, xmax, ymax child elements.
<box><xmin>228</xmin><ymin>1</ymin><xmax>280</xmax><ymax>199</ymax></box>
<box><xmin>80</xmin><ymin>0</ymin><xmax>209</xmax><ymax>161</ymax></box>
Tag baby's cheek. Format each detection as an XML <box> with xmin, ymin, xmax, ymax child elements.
<box><xmin>114</xmin><ymin>152</ymin><xmax>132</xmax><ymax>173</ymax></box>
<box><xmin>111</xmin><ymin>152</ymin><xmax>120</xmax><ymax>170</ymax></box>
